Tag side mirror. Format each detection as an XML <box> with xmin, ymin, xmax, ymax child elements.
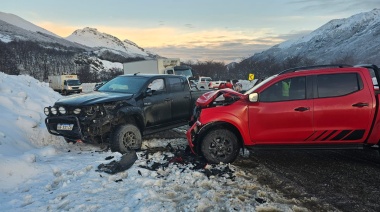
<box><xmin>145</xmin><ymin>88</ymin><xmax>153</xmax><ymax>96</ymax></box>
<box><xmin>249</xmin><ymin>93</ymin><xmax>258</xmax><ymax>102</ymax></box>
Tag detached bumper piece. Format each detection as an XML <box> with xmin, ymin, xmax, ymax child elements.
<box><xmin>45</xmin><ymin>116</ymin><xmax>83</xmax><ymax>140</ymax></box>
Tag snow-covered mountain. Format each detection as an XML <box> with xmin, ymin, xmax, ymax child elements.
<box><xmin>0</xmin><ymin>11</ymin><xmax>58</xmax><ymax>37</ymax></box>
<box><xmin>249</xmin><ymin>9</ymin><xmax>380</xmax><ymax>64</ymax></box>
<box><xmin>0</xmin><ymin>12</ymin><xmax>89</xmax><ymax>49</ymax></box>
<box><xmin>67</xmin><ymin>27</ymin><xmax>154</xmax><ymax>59</ymax></box>
<box><xmin>0</xmin><ymin>12</ymin><xmax>155</xmax><ymax>60</ymax></box>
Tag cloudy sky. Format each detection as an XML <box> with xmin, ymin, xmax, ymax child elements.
<box><xmin>1</xmin><ymin>0</ymin><xmax>378</xmax><ymax>63</ymax></box>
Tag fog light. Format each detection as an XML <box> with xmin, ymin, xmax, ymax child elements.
<box><xmin>58</xmin><ymin>106</ymin><xmax>67</xmax><ymax>115</ymax></box>
<box><xmin>44</xmin><ymin>107</ymin><xmax>50</xmax><ymax>116</ymax></box>
<box><xmin>73</xmin><ymin>108</ymin><xmax>81</xmax><ymax>114</ymax></box>
<box><xmin>51</xmin><ymin>107</ymin><xmax>57</xmax><ymax>115</ymax></box>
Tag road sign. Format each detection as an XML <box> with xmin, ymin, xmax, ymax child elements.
<box><xmin>248</xmin><ymin>73</ymin><xmax>255</xmax><ymax>81</ymax></box>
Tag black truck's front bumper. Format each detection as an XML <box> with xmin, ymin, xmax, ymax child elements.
<box><xmin>45</xmin><ymin>116</ymin><xmax>84</xmax><ymax>140</ymax></box>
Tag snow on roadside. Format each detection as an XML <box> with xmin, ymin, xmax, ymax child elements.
<box><xmin>0</xmin><ymin>72</ymin><xmax>306</xmax><ymax>211</ymax></box>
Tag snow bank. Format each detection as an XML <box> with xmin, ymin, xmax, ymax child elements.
<box><xmin>0</xmin><ymin>72</ymin><xmax>66</xmax><ymax>189</ymax></box>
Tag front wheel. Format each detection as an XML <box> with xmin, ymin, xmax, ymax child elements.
<box><xmin>201</xmin><ymin>128</ymin><xmax>240</xmax><ymax>164</ymax></box>
<box><xmin>111</xmin><ymin>124</ymin><xmax>142</xmax><ymax>154</ymax></box>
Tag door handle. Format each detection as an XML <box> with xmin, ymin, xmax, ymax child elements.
<box><xmin>184</xmin><ymin>96</ymin><xmax>190</xmax><ymax>99</ymax></box>
<box><xmin>352</xmin><ymin>103</ymin><xmax>369</xmax><ymax>107</ymax></box>
<box><xmin>165</xmin><ymin>98</ymin><xmax>172</xmax><ymax>102</ymax></box>
<box><xmin>294</xmin><ymin>107</ymin><xmax>309</xmax><ymax>112</ymax></box>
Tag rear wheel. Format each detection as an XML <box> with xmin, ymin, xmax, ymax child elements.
<box><xmin>111</xmin><ymin>124</ymin><xmax>142</xmax><ymax>154</ymax></box>
<box><xmin>201</xmin><ymin>128</ymin><xmax>240</xmax><ymax>164</ymax></box>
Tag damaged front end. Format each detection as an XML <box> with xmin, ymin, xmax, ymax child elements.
<box><xmin>45</xmin><ymin>100</ymin><xmax>132</xmax><ymax>144</ymax></box>
<box><xmin>187</xmin><ymin>89</ymin><xmax>245</xmax><ymax>153</ymax></box>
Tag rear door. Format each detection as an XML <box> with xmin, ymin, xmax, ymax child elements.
<box><xmin>167</xmin><ymin>77</ymin><xmax>191</xmax><ymax>121</ymax></box>
<box><xmin>311</xmin><ymin>72</ymin><xmax>374</xmax><ymax>143</ymax></box>
<box><xmin>248</xmin><ymin>75</ymin><xmax>314</xmax><ymax>143</ymax></box>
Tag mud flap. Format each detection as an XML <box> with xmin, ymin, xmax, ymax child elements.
<box><xmin>97</xmin><ymin>150</ymin><xmax>138</xmax><ymax>174</ymax></box>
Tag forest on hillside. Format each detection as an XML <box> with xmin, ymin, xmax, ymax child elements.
<box><xmin>0</xmin><ymin>40</ymin><xmax>360</xmax><ymax>83</ymax></box>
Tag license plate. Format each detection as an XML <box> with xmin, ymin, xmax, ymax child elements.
<box><xmin>57</xmin><ymin>123</ymin><xmax>74</xmax><ymax>131</ymax></box>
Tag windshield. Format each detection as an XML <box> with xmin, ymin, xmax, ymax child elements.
<box><xmin>67</xmin><ymin>80</ymin><xmax>81</xmax><ymax>86</ymax></box>
<box><xmin>98</xmin><ymin>76</ymin><xmax>149</xmax><ymax>93</ymax></box>
<box><xmin>244</xmin><ymin>75</ymin><xmax>277</xmax><ymax>95</ymax></box>
<box><xmin>201</xmin><ymin>77</ymin><xmax>212</xmax><ymax>82</ymax></box>
<box><xmin>174</xmin><ymin>69</ymin><xmax>193</xmax><ymax>78</ymax></box>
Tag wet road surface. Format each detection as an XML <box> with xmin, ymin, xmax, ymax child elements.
<box><xmin>235</xmin><ymin>149</ymin><xmax>380</xmax><ymax>212</ymax></box>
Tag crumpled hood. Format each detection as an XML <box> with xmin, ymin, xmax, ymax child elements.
<box><xmin>55</xmin><ymin>92</ymin><xmax>134</xmax><ymax>106</ymax></box>
<box><xmin>196</xmin><ymin>88</ymin><xmax>245</xmax><ymax>108</ymax></box>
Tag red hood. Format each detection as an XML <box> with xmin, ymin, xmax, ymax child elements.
<box><xmin>196</xmin><ymin>88</ymin><xmax>245</xmax><ymax>108</ymax></box>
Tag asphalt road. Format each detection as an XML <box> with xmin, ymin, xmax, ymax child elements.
<box><xmin>234</xmin><ymin>148</ymin><xmax>380</xmax><ymax>212</ymax></box>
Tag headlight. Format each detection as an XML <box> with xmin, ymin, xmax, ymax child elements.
<box><xmin>73</xmin><ymin>108</ymin><xmax>81</xmax><ymax>114</ymax></box>
<box><xmin>51</xmin><ymin>107</ymin><xmax>57</xmax><ymax>115</ymax></box>
<box><xmin>58</xmin><ymin>106</ymin><xmax>67</xmax><ymax>114</ymax></box>
<box><xmin>44</xmin><ymin>107</ymin><xmax>50</xmax><ymax>116</ymax></box>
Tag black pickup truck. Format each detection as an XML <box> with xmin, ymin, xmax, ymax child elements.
<box><xmin>44</xmin><ymin>74</ymin><xmax>206</xmax><ymax>153</ymax></box>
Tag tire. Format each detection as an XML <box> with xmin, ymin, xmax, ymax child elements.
<box><xmin>111</xmin><ymin>124</ymin><xmax>142</xmax><ymax>154</ymax></box>
<box><xmin>201</xmin><ymin>128</ymin><xmax>240</xmax><ymax>164</ymax></box>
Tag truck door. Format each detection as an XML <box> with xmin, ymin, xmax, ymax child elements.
<box><xmin>167</xmin><ymin>77</ymin><xmax>191</xmax><ymax>121</ymax></box>
<box><xmin>143</xmin><ymin>78</ymin><xmax>172</xmax><ymax>126</ymax></box>
<box><xmin>312</xmin><ymin>73</ymin><xmax>374</xmax><ymax>143</ymax></box>
<box><xmin>248</xmin><ymin>76</ymin><xmax>314</xmax><ymax>143</ymax></box>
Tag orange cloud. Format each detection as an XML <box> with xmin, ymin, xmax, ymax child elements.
<box><xmin>36</xmin><ymin>22</ymin><xmax>283</xmax><ymax>49</ymax></box>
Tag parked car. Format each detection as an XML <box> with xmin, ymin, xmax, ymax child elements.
<box><xmin>44</xmin><ymin>74</ymin><xmax>208</xmax><ymax>153</ymax></box>
<box><xmin>187</xmin><ymin>64</ymin><xmax>380</xmax><ymax>163</ymax></box>
<box><xmin>196</xmin><ymin>76</ymin><xmax>212</xmax><ymax>89</ymax></box>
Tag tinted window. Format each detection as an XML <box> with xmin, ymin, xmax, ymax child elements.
<box><xmin>260</xmin><ymin>76</ymin><xmax>306</xmax><ymax>102</ymax></box>
<box><xmin>98</xmin><ymin>76</ymin><xmax>148</xmax><ymax>93</ymax></box>
<box><xmin>168</xmin><ymin>77</ymin><xmax>184</xmax><ymax>92</ymax></box>
<box><xmin>317</xmin><ymin>73</ymin><xmax>360</xmax><ymax>98</ymax></box>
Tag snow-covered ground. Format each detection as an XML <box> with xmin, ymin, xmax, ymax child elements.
<box><xmin>0</xmin><ymin>72</ymin><xmax>306</xmax><ymax>211</ymax></box>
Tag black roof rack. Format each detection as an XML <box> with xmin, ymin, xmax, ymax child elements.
<box><xmin>278</xmin><ymin>64</ymin><xmax>352</xmax><ymax>75</ymax></box>
<box><xmin>354</xmin><ymin>64</ymin><xmax>379</xmax><ymax>69</ymax></box>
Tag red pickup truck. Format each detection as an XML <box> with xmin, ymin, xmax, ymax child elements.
<box><xmin>186</xmin><ymin>64</ymin><xmax>380</xmax><ymax>163</ymax></box>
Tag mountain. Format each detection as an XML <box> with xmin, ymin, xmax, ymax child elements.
<box><xmin>0</xmin><ymin>12</ymin><xmax>89</xmax><ymax>49</ymax></box>
<box><xmin>66</xmin><ymin>27</ymin><xmax>155</xmax><ymax>60</ymax></box>
<box><xmin>248</xmin><ymin>9</ymin><xmax>380</xmax><ymax>65</ymax></box>
<box><xmin>0</xmin><ymin>12</ymin><xmax>155</xmax><ymax>60</ymax></box>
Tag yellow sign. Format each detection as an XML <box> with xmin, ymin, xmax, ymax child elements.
<box><xmin>248</xmin><ymin>73</ymin><xmax>255</xmax><ymax>81</ymax></box>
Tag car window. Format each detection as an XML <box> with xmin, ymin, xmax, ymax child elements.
<box><xmin>317</xmin><ymin>73</ymin><xmax>361</xmax><ymax>98</ymax></box>
<box><xmin>148</xmin><ymin>79</ymin><xmax>165</xmax><ymax>92</ymax></box>
<box><xmin>260</xmin><ymin>76</ymin><xmax>306</xmax><ymax>102</ymax></box>
<box><xmin>98</xmin><ymin>76</ymin><xmax>148</xmax><ymax>93</ymax></box>
<box><xmin>168</xmin><ymin>77</ymin><xmax>184</xmax><ymax>92</ymax></box>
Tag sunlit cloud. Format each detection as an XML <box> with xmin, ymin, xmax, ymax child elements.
<box><xmin>36</xmin><ymin>22</ymin><xmax>305</xmax><ymax>63</ymax></box>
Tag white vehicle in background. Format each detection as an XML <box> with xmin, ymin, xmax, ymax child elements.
<box><xmin>48</xmin><ymin>75</ymin><xmax>82</xmax><ymax>95</ymax></box>
<box><xmin>123</xmin><ymin>58</ymin><xmax>194</xmax><ymax>79</ymax></box>
<box><xmin>196</xmin><ymin>76</ymin><xmax>212</xmax><ymax>89</ymax></box>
